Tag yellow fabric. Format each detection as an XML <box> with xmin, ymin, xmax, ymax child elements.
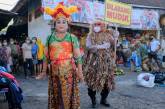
<box><xmin>37</xmin><ymin>39</ymin><xmax>44</xmax><ymax>60</ymax></box>
<box><xmin>80</xmin><ymin>36</ymin><xmax>86</xmax><ymax>49</ymax></box>
<box><xmin>44</xmin><ymin>2</ymin><xmax>79</xmax><ymax>20</ymax></box>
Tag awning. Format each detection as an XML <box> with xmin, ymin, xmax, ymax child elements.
<box><xmin>0</xmin><ymin>9</ymin><xmax>17</xmax><ymax>31</ymax></box>
<box><xmin>70</xmin><ymin>22</ymin><xmax>90</xmax><ymax>28</ymax></box>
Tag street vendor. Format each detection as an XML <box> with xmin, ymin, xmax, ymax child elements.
<box><xmin>83</xmin><ymin>21</ymin><xmax>119</xmax><ymax>108</ymax></box>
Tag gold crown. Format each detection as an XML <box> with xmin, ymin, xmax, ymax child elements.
<box><xmin>44</xmin><ymin>2</ymin><xmax>79</xmax><ymax>21</ymax></box>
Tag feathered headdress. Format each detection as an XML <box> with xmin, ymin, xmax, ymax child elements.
<box><xmin>44</xmin><ymin>2</ymin><xmax>79</xmax><ymax>21</ymax></box>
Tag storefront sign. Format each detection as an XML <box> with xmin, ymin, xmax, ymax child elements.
<box><xmin>131</xmin><ymin>9</ymin><xmax>159</xmax><ymax>30</ymax></box>
<box><xmin>105</xmin><ymin>0</ymin><xmax>132</xmax><ymax>25</ymax></box>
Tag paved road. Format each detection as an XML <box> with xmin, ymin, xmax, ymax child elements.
<box><xmin>15</xmin><ymin>71</ymin><xmax>165</xmax><ymax>109</ymax></box>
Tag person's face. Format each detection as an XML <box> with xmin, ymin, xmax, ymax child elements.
<box><xmin>10</xmin><ymin>39</ymin><xmax>14</xmax><ymax>44</ymax></box>
<box><xmin>123</xmin><ymin>37</ymin><xmax>126</xmax><ymax>40</ymax></box>
<box><xmin>26</xmin><ymin>39</ymin><xmax>30</xmax><ymax>44</ymax></box>
<box><xmin>3</xmin><ymin>40</ymin><xmax>7</xmax><ymax>46</ymax></box>
<box><xmin>32</xmin><ymin>39</ymin><xmax>36</xmax><ymax>44</ymax></box>
<box><xmin>149</xmin><ymin>36</ymin><xmax>154</xmax><ymax>41</ymax></box>
<box><xmin>55</xmin><ymin>17</ymin><xmax>68</xmax><ymax>33</ymax></box>
<box><xmin>93</xmin><ymin>23</ymin><xmax>101</xmax><ymax>33</ymax></box>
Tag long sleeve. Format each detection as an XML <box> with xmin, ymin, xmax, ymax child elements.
<box><xmin>96</xmin><ymin>42</ymin><xmax>111</xmax><ymax>49</ymax></box>
<box><xmin>86</xmin><ymin>35</ymin><xmax>111</xmax><ymax>49</ymax></box>
<box><xmin>86</xmin><ymin>35</ymin><xmax>92</xmax><ymax>49</ymax></box>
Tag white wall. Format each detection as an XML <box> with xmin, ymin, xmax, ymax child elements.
<box><xmin>28</xmin><ymin>16</ymin><xmax>51</xmax><ymax>44</ymax></box>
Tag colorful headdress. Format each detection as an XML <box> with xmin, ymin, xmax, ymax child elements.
<box><xmin>44</xmin><ymin>2</ymin><xmax>79</xmax><ymax>21</ymax></box>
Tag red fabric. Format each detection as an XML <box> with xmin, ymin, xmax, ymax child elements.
<box><xmin>80</xmin><ymin>48</ymin><xmax>84</xmax><ymax>56</ymax></box>
<box><xmin>0</xmin><ymin>71</ymin><xmax>14</xmax><ymax>79</ymax></box>
<box><xmin>0</xmin><ymin>71</ymin><xmax>19</xmax><ymax>86</ymax></box>
<box><xmin>52</xmin><ymin>8</ymin><xmax>70</xmax><ymax>18</ymax></box>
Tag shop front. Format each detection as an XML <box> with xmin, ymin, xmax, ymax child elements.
<box><xmin>115</xmin><ymin>8</ymin><xmax>161</xmax><ymax>71</ymax></box>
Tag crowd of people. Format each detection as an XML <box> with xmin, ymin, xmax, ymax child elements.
<box><xmin>22</xmin><ymin>37</ymin><xmax>45</xmax><ymax>79</ymax></box>
<box><xmin>116</xmin><ymin>34</ymin><xmax>165</xmax><ymax>72</ymax></box>
<box><xmin>0</xmin><ymin>37</ymin><xmax>45</xmax><ymax>79</ymax></box>
<box><xmin>0</xmin><ymin>39</ymin><xmax>21</xmax><ymax>73</ymax></box>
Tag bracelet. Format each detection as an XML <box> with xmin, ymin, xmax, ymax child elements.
<box><xmin>74</xmin><ymin>56</ymin><xmax>83</xmax><ymax>64</ymax></box>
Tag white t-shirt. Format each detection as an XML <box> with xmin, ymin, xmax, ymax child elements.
<box><xmin>150</xmin><ymin>39</ymin><xmax>160</xmax><ymax>52</ymax></box>
<box><xmin>22</xmin><ymin>43</ymin><xmax>32</xmax><ymax>60</ymax></box>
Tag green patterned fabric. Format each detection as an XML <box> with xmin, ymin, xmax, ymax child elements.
<box><xmin>46</xmin><ymin>32</ymin><xmax>79</xmax><ymax>49</ymax></box>
<box><xmin>75</xmin><ymin>56</ymin><xmax>83</xmax><ymax>64</ymax></box>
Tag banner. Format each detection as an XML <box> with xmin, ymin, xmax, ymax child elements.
<box><xmin>42</xmin><ymin>0</ymin><xmax>95</xmax><ymax>23</ymax></box>
<box><xmin>93</xmin><ymin>2</ymin><xmax>105</xmax><ymax>20</ymax></box>
<box><xmin>72</xmin><ymin>1</ymin><xmax>105</xmax><ymax>23</ymax></box>
<box><xmin>42</xmin><ymin>0</ymin><xmax>105</xmax><ymax>23</ymax></box>
<box><xmin>71</xmin><ymin>0</ymin><xmax>95</xmax><ymax>23</ymax></box>
<box><xmin>105</xmin><ymin>0</ymin><xmax>132</xmax><ymax>25</ymax></box>
<box><xmin>131</xmin><ymin>9</ymin><xmax>159</xmax><ymax>30</ymax></box>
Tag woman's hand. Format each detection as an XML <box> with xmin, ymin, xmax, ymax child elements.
<box><xmin>73</xmin><ymin>47</ymin><xmax>84</xmax><ymax>82</ymax></box>
<box><xmin>77</xmin><ymin>70</ymin><xmax>84</xmax><ymax>83</ymax></box>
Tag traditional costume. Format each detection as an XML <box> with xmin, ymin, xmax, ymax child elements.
<box><xmin>83</xmin><ymin>22</ymin><xmax>117</xmax><ymax>107</ymax></box>
<box><xmin>44</xmin><ymin>2</ymin><xmax>82</xmax><ymax>109</ymax></box>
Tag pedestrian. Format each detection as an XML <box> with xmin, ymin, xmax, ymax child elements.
<box><xmin>22</xmin><ymin>37</ymin><xmax>34</xmax><ymax>78</ymax></box>
<box><xmin>148</xmin><ymin>34</ymin><xmax>161</xmax><ymax>71</ymax></box>
<box><xmin>84</xmin><ymin>21</ymin><xmax>117</xmax><ymax>108</ymax></box>
<box><xmin>9</xmin><ymin>38</ymin><xmax>19</xmax><ymax>73</ymax></box>
<box><xmin>0</xmin><ymin>41</ymin><xmax>8</xmax><ymax>69</ymax></box>
<box><xmin>161</xmin><ymin>36</ymin><xmax>165</xmax><ymax>68</ymax></box>
<box><xmin>36</xmin><ymin>2</ymin><xmax>84</xmax><ymax>109</ymax></box>
<box><xmin>130</xmin><ymin>42</ymin><xmax>142</xmax><ymax>72</ymax></box>
<box><xmin>121</xmin><ymin>36</ymin><xmax>130</xmax><ymax>66</ymax></box>
<box><xmin>31</xmin><ymin>37</ymin><xmax>38</xmax><ymax>77</ymax></box>
<box><xmin>3</xmin><ymin>40</ymin><xmax>12</xmax><ymax>73</ymax></box>
<box><xmin>36</xmin><ymin>38</ymin><xmax>44</xmax><ymax>76</ymax></box>
<box><xmin>116</xmin><ymin>44</ymin><xmax>125</xmax><ymax>64</ymax></box>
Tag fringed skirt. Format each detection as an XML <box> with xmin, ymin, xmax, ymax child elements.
<box><xmin>84</xmin><ymin>49</ymin><xmax>115</xmax><ymax>91</ymax></box>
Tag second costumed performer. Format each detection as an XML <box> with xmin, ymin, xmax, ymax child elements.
<box><xmin>84</xmin><ymin>21</ymin><xmax>119</xmax><ymax>108</ymax></box>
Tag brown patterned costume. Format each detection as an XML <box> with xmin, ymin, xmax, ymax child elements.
<box><xmin>83</xmin><ymin>26</ymin><xmax>116</xmax><ymax>107</ymax></box>
<box><xmin>84</xmin><ymin>30</ymin><xmax>115</xmax><ymax>91</ymax></box>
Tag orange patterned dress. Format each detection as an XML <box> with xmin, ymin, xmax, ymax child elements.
<box><xmin>46</xmin><ymin>33</ymin><xmax>80</xmax><ymax>109</ymax></box>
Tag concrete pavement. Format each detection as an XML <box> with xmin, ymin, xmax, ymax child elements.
<box><xmin>17</xmin><ymin>71</ymin><xmax>165</xmax><ymax>109</ymax></box>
